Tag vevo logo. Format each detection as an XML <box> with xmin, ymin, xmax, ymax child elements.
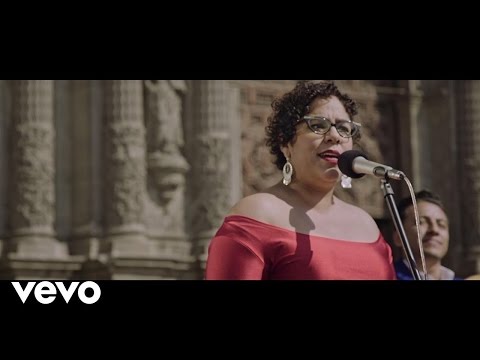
<box><xmin>12</xmin><ymin>281</ymin><xmax>101</xmax><ymax>304</ymax></box>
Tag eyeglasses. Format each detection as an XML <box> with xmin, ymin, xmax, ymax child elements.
<box><xmin>297</xmin><ymin>116</ymin><xmax>362</xmax><ymax>138</ymax></box>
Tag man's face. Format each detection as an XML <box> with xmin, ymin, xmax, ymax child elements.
<box><xmin>400</xmin><ymin>201</ymin><xmax>450</xmax><ymax>261</ymax></box>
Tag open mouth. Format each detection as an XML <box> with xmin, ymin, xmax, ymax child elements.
<box><xmin>318</xmin><ymin>151</ymin><xmax>340</xmax><ymax>163</ymax></box>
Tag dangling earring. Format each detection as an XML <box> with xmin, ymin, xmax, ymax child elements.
<box><xmin>341</xmin><ymin>174</ymin><xmax>352</xmax><ymax>189</ymax></box>
<box><xmin>283</xmin><ymin>158</ymin><xmax>293</xmax><ymax>186</ymax></box>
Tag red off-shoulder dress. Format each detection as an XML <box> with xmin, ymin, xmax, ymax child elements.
<box><xmin>206</xmin><ymin>215</ymin><xmax>396</xmax><ymax>280</ymax></box>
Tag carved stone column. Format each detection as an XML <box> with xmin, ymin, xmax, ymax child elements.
<box><xmin>185</xmin><ymin>80</ymin><xmax>242</xmax><ymax>275</ymax></box>
<box><xmin>7</xmin><ymin>80</ymin><xmax>67</xmax><ymax>259</ymax></box>
<box><xmin>0</xmin><ymin>80</ymin><xmax>83</xmax><ymax>279</ymax></box>
<box><xmin>103</xmin><ymin>80</ymin><xmax>149</xmax><ymax>258</ymax></box>
<box><xmin>458</xmin><ymin>80</ymin><xmax>480</xmax><ymax>275</ymax></box>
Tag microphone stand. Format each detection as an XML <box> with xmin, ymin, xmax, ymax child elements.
<box><xmin>381</xmin><ymin>178</ymin><xmax>422</xmax><ymax>280</ymax></box>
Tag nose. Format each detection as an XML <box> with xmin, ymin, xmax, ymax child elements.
<box><xmin>323</xmin><ymin>125</ymin><xmax>344</xmax><ymax>144</ymax></box>
<box><xmin>426</xmin><ymin>222</ymin><xmax>440</xmax><ymax>234</ymax></box>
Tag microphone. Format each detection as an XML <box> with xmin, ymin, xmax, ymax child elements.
<box><xmin>338</xmin><ymin>150</ymin><xmax>405</xmax><ymax>181</ymax></box>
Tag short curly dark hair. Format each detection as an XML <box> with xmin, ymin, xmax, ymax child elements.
<box><xmin>265</xmin><ymin>80</ymin><xmax>359</xmax><ymax>170</ymax></box>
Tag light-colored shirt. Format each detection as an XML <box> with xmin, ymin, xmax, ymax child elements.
<box><xmin>397</xmin><ymin>259</ymin><xmax>457</xmax><ymax>280</ymax></box>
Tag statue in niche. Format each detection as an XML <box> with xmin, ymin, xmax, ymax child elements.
<box><xmin>144</xmin><ymin>80</ymin><xmax>189</xmax><ymax>239</ymax></box>
<box><xmin>147</xmin><ymin>151</ymin><xmax>188</xmax><ymax>206</ymax></box>
<box><xmin>144</xmin><ymin>80</ymin><xmax>189</xmax><ymax>208</ymax></box>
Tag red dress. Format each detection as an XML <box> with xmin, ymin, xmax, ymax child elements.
<box><xmin>205</xmin><ymin>215</ymin><xmax>396</xmax><ymax>280</ymax></box>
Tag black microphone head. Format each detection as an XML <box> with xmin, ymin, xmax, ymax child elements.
<box><xmin>338</xmin><ymin>150</ymin><xmax>368</xmax><ymax>179</ymax></box>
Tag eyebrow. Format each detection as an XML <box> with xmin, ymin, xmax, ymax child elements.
<box><xmin>306</xmin><ymin>115</ymin><xmax>350</xmax><ymax>121</ymax></box>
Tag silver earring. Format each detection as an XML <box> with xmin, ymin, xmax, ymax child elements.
<box><xmin>283</xmin><ymin>158</ymin><xmax>293</xmax><ymax>186</ymax></box>
<box><xmin>341</xmin><ymin>174</ymin><xmax>352</xmax><ymax>189</ymax></box>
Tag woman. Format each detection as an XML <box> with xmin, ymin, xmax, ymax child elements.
<box><xmin>205</xmin><ymin>80</ymin><xmax>396</xmax><ymax>280</ymax></box>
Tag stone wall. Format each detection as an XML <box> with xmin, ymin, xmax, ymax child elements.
<box><xmin>0</xmin><ymin>80</ymin><xmax>477</xmax><ymax>279</ymax></box>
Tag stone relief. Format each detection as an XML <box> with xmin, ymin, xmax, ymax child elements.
<box><xmin>242</xmin><ymin>117</ymin><xmax>281</xmax><ymax>195</ymax></box>
<box><xmin>105</xmin><ymin>122</ymin><xmax>146</xmax><ymax>228</ymax></box>
<box><xmin>191</xmin><ymin>134</ymin><xmax>231</xmax><ymax>234</ymax></box>
<box><xmin>10</xmin><ymin>122</ymin><xmax>55</xmax><ymax>229</ymax></box>
<box><xmin>104</xmin><ymin>81</ymin><xmax>146</xmax><ymax>230</ymax></box>
<box><xmin>144</xmin><ymin>80</ymin><xmax>189</xmax><ymax>237</ymax></box>
<box><xmin>9</xmin><ymin>81</ymin><xmax>55</xmax><ymax>231</ymax></box>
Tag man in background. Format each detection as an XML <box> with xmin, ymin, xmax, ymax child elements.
<box><xmin>393</xmin><ymin>189</ymin><xmax>462</xmax><ymax>280</ymax></box>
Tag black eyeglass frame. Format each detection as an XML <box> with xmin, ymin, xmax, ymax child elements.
<box><xmin>296</xmin><ymin>115</ymin><xmax>362</xmax><ymax>138</ymax></box>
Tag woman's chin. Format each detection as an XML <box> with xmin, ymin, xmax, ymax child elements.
<box><xmin>324</xmin><ymin>168</ymin><xmax>341</xmax><ymax>182</ymax></box>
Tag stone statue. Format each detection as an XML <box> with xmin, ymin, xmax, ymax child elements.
<box><xmin>144</xmin><ymin>80</ymin><xmax>190</xmax><ymax>240</ymax></box>
<box><xmin>144</xmin><ymin>80</ymin><xmax>189</xmax><ymax>207</ymax></box>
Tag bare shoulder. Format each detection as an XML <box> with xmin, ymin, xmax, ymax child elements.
<box><xmin>228</xmin><ymin>191</ymin><xmax>286</xmax><ymax>223</ymax></box>
<box><xmin>336</xmin><ymin>198</ymin><xmax>380</xmax><ymax>236</ymax></box>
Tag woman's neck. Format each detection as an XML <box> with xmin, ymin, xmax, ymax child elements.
<box><xmin>286</xmin><ymin>180</ymin><xmax>336</xmax><ymax>211</ymax></box>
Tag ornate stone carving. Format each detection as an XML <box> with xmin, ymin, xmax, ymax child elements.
<box><xmin>144</xmin><ymin>80</ymin><xmax>189</xmax><ymax>238</ymax></box>
<box><xmin>9</xmin><ymin>80</ymin><xmax>55</xmax><ymax>235</ymax></box>
<box><xmin>145</xmin><ymin>80</ymin><xmax>186</xmax><ymax>157</ymax></box>
<box><xmin>191</xmin><ymin>133</ymin><xmax>231</xmax><ymax>233</ymax></box>
<box><xmin>1</xmin><ymin>80</ymin><xmax>72</xmax><ymax>263</ymax></box>
<box><xmin>238</xmin><ymin>82</ymin><xmax>296</xmax><ymax>196</ymax></box>
<box><xmin>184</xmin><ymin>80</ymin><xmax>236</xmax><ymax>267</ymax></box>
<box><xmin>103</xmin><ymin>80</ymin><xmax>146</xmax><ymax>234</ymax></box>
<box><xmin>242</xmin><ymin>114</ymin><xmax>282</xmax><ymax>195</ymax></box>
<box><xmin>144</xmin><ymin>80</ymin><xmax>189</xmax><ymax>207</ymax></box>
